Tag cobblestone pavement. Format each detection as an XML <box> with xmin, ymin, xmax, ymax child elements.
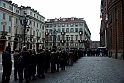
<box><xmin>1</xmin><ymin>56</ymin><xmax>124</xmax><ymax>83</ymax></box>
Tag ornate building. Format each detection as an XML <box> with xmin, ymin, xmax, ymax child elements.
<box><xmin>100</xmin><ymin>0</ymin><xmax>124</xmax><ymax>59</ymax></box>
<box><xmin>45</xmin><ymin>17</ymin><xmax>91</xmax><ymax>50</ymax></box>
<box><xmin>0</xmin><ymin>0</ymin><xmax>45</xmax><ymax>52</ymax></box>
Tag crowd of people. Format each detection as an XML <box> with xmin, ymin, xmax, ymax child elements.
<box><xmin>1</xmin><ymin>46</ymin><xmax>108</xmax><ymax>83</ymax></box>
<box><xmin>1</xmin><ymin>46</ymin><xmax>83</xmax><ymax>83</ymax></box>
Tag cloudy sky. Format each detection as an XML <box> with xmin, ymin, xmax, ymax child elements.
<box><xmin>12</xmin><ymin>0</ymin><xmax>101</xmax><ymax>41</ymax></box>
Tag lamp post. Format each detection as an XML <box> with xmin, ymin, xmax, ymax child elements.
<box><xmin>50</xmin><ymin>29</ymin><xmax>57</xmax><ymax>49</ymax></box>
<box><xmin>20</xmin><ymin>13</ymin><xmax>30</xmax><ymax>46</ymax></box>
<box><xmin>42</xmin><ymin>38</ymin><xmax>45</xmax><ymax>49</ymax></box>
<box><xmin>36</xmin><ymin>29</ymin><xmax>39</xmax><ymax>51</ymax></box>
<box><xmin>66</xmin><ymin>36</ymin><xmax>70</xmax><ymax>50</ymax></box>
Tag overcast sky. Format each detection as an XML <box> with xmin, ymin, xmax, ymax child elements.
<box><xmin>11</xmin><ymin>0</ymin><xmax>101</xmax><ymax>41</ymax></box>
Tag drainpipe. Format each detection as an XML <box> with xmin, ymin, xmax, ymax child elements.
<box><xmin>115</xmin><ymin>4</ymin><xmax>117</xmax><ymax>59</ymax></box>
<box><xmin>122</xmin><ymin>0</ymin><xmax>124</xmax><ymax>60</ymax></box>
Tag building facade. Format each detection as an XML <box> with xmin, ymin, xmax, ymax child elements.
<box><xmin>0</xmin><ymin>0</ymin><xmax>45</xmax><ymax>52</ymax></box>
<box><xmin>90</xmin><ymin>41</ymin><xmax>100</xmax><ymax>50</ymax></box>
<box><xmin>45</xmin><ymin>17</ymin><xmax>91</xmax><ymax>50</ymax></box>
<box><xmin>100</xmin><ymin>0</ymin><xmax>124</xmax><ymax>59</ymax></box>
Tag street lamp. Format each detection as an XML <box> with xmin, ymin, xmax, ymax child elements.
<box><xmin>20</xmin><ymin>12</ymin><xmax>30</xmax><ymax>46</ymax></box>
<box><xmin>42</xmin><ymin>38</ymin><xmax>45</xmax><ymax>49</ymax></box>
<box><xmin>36</xmin><ymin>29</ymin><xmax>39</xmax><ymax>51</ymax></box>
<box><xmin>66</xmin><ymin>36</ymin><xmax>70</xmax><ymax>50</ymax></box>
<box><xmin>49</xmin><ymin>28</ymin><xmax>57</xmax><ymax>49</ymax></box>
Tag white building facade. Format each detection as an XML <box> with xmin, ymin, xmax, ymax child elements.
<box><xmin>0</xmin><ymin>0</ymin><xmax>45</xmax><ymax>52</ymax></box>
<box><xmin>45</xmin><ymin>17</ymin><xmax>91</xmax><ymax>50</ymax></box>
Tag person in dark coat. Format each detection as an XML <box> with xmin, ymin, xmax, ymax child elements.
<box><xmin>13</xmin><ymin>49</ymin><xmax>20</xmax><ymax>81</ymax></box>
<box><xmin>60</xmin><ymin>51</ymin><xmax>66</xmax><ymax>70</ymax></box>
<box><xmin>28</xmin><ymin>49</ymin><xmax>37</xmax><ymax>80</ymax></box>
<box><xmin>18</xmin><ymin>46</ymin><xmax>30</xmax><ymax>83</ymax></box>
<box><xmin>56</xmin><ymin>50</ymin><xmax>61</xmax><ymax>72</ymax></box>
<box><xmin>2</xmin><ymin>46</ymin><xmax>12</xmax><ymax>83</ymax></box>
<box><xmin>50</xmin><ymin>49</ymin><xmax>57</xmax><ymax>73</ymax></box>
<box><xmin>44</xmin><ymin>49</ymin><xmax>50</xmax><ymax>73</ymax></box>
<box><xmin>36</xmin><ymin>49</ymin><xmax>45</xmax><ymax>79</ymax></box>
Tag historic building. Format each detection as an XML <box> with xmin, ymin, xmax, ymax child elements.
<box><xmin>90</xmin><ymin>41</ymin><xmax>100</xmax><ymax>50</ymax></box>
<box><xmin>45</xmin><ymin>17</ymin><xmax>91</xmax><ymax>50</ymax></box>
<box><xmin>0</xmin><ymin>0</ymin><xmax>45</xmax><ymax>52</ymax></box>
<box><xmin>100</xmin><ymin>0</ymin><xmax>124</xmax><ymax>59</ymax></box>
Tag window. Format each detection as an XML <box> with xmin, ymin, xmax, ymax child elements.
<box><xmin>62</xmin><ymin>24</ymin><xmax>65</xmax><ymax>27</ymax></box>
<box><xmin>9</xmin><ymin>6</ymin><xmax>13</xmax><ymax>11</ymax></box>
<box><xmin>57</xmin><ymin>35</ymin><xmax>60</xmax><ymax>41</ymax></box>
<box><xmin>71</xmin><ymin>35</ymin><xmax>73</xmax><ymax>40</ymax></box>
<box><xmin>70</xmin><ymin>28</ymin><xmax>74</xmax><ymax>32</ymax></box>
<box><xmin>37</xmin><ymin>23</ymin><xmax>38</xmax><ymax>28</ymax></box>
<box><xmin>79</xmin><ymin>28</ymin><xmax>82</xmax><ymax>31</ymax></box>
<box><xmin>46</xmin><ymin>25</ymin><xmax>49</xmax><ymax>28</ymax></box>
<box><xmin>3</xmin><ymin>13</ymin><xmax>5</xmax><ymax>19</ymax></box>
<box><xmin>58</xmin><ymin>24</ymin><xmax>61</xmax><ymax>27</ymax></box>
<box><xmin>66</xmin><ymin>28</ymin><xmax>69</xmax><ymax>32</ymax></box>
<box><xmin>9</xmin><ymin>26</ymin><xmax>11</xmax><ymax>33</ymax></box>
<box><xmin>62</xmin><ymin>36</ymin><xmax>65</xmax><ymax>40</ymax></box>
<box><xmin>16</xmin><ymin>9</ymin><xmax>19</xmax><ymax>13</ymax></box>
<box><xmin>58</xmin><ymin>28</ymin><xmax>61</xmax><ymax>32</ymax></box>
<box><xmin>3</xmin><ymin>3</ymin><xmax>6</xmax><ymax>7</ymax></box>
<box><xmin>57</xmin><ymin>43</ymin><xmax>60</xmax><ymax>46</ymax></box>
<box><xmin>79</xmin><ymin>23</ymin><xmax>83</xmax><ymax>26</ymax></box>
<box><xmin>9</xmin><ymin>15</ymin><xmax>12</xmax><ymax>21</ymax></box>
<box><xmin>75</xmin><ymin>28</ymin><xmax>78</xmax><ymax>32</ymax></box>
<box><xmin>75</xmin><ymin>23</ymin><xmax>78</xmax><ymax>27</ymax></box>
<box><xmin>70</xmin><ymin>23</ymin><xmax>74</xmax><ymax>27</ymax></box>
<box><xmin>34</xmin><ymin>22</ymin><xmax>35</xmax><ymax>26</ymax></box>
<box><xmin>75</xmin><ymin>35</ymin><xmax>78</xmax><ymax>40</ymax></box>
<box><xmin>23</xmin><ymin>11</ymin><xmax>26</xmax><ymax>14</ymax></box>
<box><xmin>33</xmin><ymin>30</ymin><xmax>35</xmax><ymax>36</ymax></box>
<box><xmin>30</xmin><ymin>12</ymin><xmax>32</xmax><ymax>15</ymax></box>
<box><xmin>75</xmin><ymin>43</ymin><xmax>78</xmax><ymax>46</ymax></box>
<box><xmin>62</xmin><ymin>28</ymin><xmax>65</xmax><ymax>32</ymax></box>
<box><xmin>109</xmin><ymin>13</ymin><xmax>112</xmax><ymax>23</ymax></box>
<box><xmin>50</xmin><ymin>24</ymin><xmax>52</xmax><ymax>27</ymax></box>
<box><xmin>42</xmin><ymin>26</ymin><xmax>44</xmax><ymax>30</ymax></box>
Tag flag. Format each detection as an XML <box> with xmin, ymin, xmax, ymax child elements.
<box><xmin>100</xmin><ymin>12</ymin><xmax>102</xmax><ymax>18</ymax></box>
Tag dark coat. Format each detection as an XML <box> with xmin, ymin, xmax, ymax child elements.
<box><xmin>50</xmin><ymin>52</ymin><xmax>57</xmax><ymax>64</ymax></box>
<box><xmin>13</xmin><ymin>52</ymin><xmax>19</xmax><ymax>67</ymax></box>
<box><xmin>2</xmin><ymin>50</ymin><xmax>12</xmax><ymax>75</ymax></box>
<box><xmin>37</xmin><ymin>52</ymin><xmax>45</xmax><ymax>65</ymax></box>
<box><xmin>18</xmin><ymin>51</ymin><xmax>30</xmax><ymax>67</ymax></box>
